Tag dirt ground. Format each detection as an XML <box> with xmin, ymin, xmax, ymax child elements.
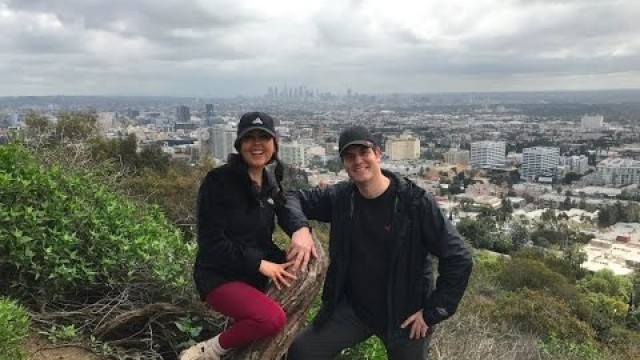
<box><xmin>23</xmin><ymin>333</ymin><xmax>102</xmax><ymax>360</ymax></box>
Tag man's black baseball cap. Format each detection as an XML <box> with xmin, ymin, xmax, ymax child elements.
<box><xmin>338</xmin><ymin>126</ymin><xmax>376</xmax><ymax>156</ymax></box>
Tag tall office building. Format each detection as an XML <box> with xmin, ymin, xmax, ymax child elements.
<box><xmin>386</xmin><ymin>134</ymin><xmax>420</xmax><ymax>161</ymax></box>
<box><xmin>210</xmin><ymin>124</ymin><xmax>236</xmax><ymax>161</ymax></box>
<box><xmin>563</xmin><ymin>155</ymin><xmax>589</xmax><ymax>174</ymax></box>
<box><xmin>444</xmin><ymin>148</ymin><xmax>470</xmax><ymax>165</ymax></box>
<box><xmin>521</xmin><ymin>147</ymin><xmax>560</xmax><ymax>180</ymax></box>
<box><xmin>596</xmin><ymin>158</ymin><xmax>640</xmax><ymax>186</ymax></box>
<box><xmin>581</xmin><ymin>115</ymin><xmax>604</xmax><ymax>130</ymax></box>
<box><xmin>204</xmin><ymin>104</ymin><xmax>222</xmax><ymax>126</ymax></box>
<box><xmin>470</xmin><ymin>141</ymin><xmax>506</xmax><ymax>169</ymax></box>
<box><xmin>280</xmin><ymin>141</ymin><xmax>308</xmax><ymax>167</ymax></box>
<box><xmin>205</xmin><ymin>104</ymin><xmax>214</xmax><ymax>118</ymax></box>
<box><xmin>176</xmin><ymin>105</ymin><xmax>191</xmax><ymax>123</ymax></box>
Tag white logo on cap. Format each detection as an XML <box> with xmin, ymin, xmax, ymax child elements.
<box><xmin>252</xmin><ymin>118</ymin><xmax>263</xmax><ymax>125</ymax></box>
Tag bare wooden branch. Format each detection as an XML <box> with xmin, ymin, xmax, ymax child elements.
<box><xmin>93</xmin><ymin>303</ymin><xmax>185</xmax><ymax>339</ymax></box>
<box><xmin>230</xmin><ymin>234</ymin><xmax>328</xmax><ymax>360</ymax></box>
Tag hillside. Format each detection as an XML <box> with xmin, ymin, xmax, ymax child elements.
<box><xmin>1</xmin><ymin>139</ymin><xmax>639</xmax><ymax>360</ymax></box>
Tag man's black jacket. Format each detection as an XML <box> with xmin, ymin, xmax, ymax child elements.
<box><xmin>280</xmin><ymin>170</ymin><xmax>473</xmax><ymax>343</ymax></box>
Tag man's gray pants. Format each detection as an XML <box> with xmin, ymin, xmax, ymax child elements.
<box><xmin>287</xmin><ymin>300</ymin><xmax>433</xmax><ymax>360</ymax></box>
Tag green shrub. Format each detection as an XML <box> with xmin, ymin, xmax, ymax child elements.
<box><xmin>0</xmin><ymin>297</ymin><xmax>30</xmax><ymax>360</ymax></box>
<box><xmin>513</xmin><ymin>248</ymin><xmax>585</xmax><ymax>282</ymax></box>
<box><xmin>491</xmin><ymin>289</ymin><xmax>595</xmax><ymax>343</ymax></box>
<box><xmin>602</xmin><ymin>326</ymin><xmax>640</xmax><ymax>359</ymax></box>
<box><xmin>337</xmin><ymin>336</ymin><xmax>386</xmax><ymax>360</ymax></box>
<box><xmin>497</xmin><ymin>257</ymin><xmax>578</xmax><ymax>301</ymax></box>
<box><xmin>540</xmin><ymin>332</ymin><xmax>602</xmax><ymax>360</ymax></box>
<box><xmin>571</xmin><ymin>291</ymin><xmax>630</xmax><ymax>340</ymax></box>
<box><xmin>467</xmin><ymin>250</ymin><xmax>507</xmax><ymax>297</ymax></box>
<box><xmin>0</xmin><ymin>143</ymin><xmax>195</xmax><ymax>302</ymax></box>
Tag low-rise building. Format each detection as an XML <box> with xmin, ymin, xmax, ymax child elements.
<box><xmin>596</xmin><ymin>158</ymin><xmax>640</xmax><ymax>186</ymax></box>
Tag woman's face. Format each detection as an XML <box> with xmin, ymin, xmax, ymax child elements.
<box><xmin>239</xmin><ymin>130</ymin><xmax>276</xmax><ymax>169</ymax></box>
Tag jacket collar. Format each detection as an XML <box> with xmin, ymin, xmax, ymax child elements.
<box><xmin>228</xmin><ymin>161</ymin><xmax>277</xmax><ymax>194</ymax></box>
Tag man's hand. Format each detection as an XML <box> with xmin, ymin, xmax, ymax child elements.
<box><xmin>259</xmin><ymin>260</ymin><xmax>297</xmax><ymax>290</ymax></box>
<box><xmin>287</xmin><ymin>227</ymin><xmax>318</xmax><ymax>272</ymax></box>
<box><xmin>400</xmin><ymin>309</ymin><xmax>429</xmax><ymax>340</ymax></box>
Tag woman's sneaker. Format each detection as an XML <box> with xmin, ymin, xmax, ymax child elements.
<box><xmin>179</xmin><ymin>340</ymin><xmax>220</xmax><ymax>360</ymax></box>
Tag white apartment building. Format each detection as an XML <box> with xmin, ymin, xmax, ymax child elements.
<box><xmin>563</xmin><ymin>155</ymin><xmax>590</xmax><ymax>174</ymax></box>
<box><xmin>444</xmin><ymin>148</ymin><xmax>470</xmax><ymax>165</ymax></box>
<box><xmin>470</xmin><ymin>141</ymin><xmax>505</xmax><ymax>169</ymax></box>
<box><xmin>210</xmin><ymin>124</ymin><xmax>236</xmax><ymax>161</ymax></box>
<box><xmin>581</xmin><ymin>115</ymin><xmax>604</xmax><ymax>130</ymax></box>
<box><xmin>596</xmin><ymin>158</ymin><xmax>640</xmax><ymax>186</ymax></box>
<box><xmin>280</xmin><ymin>141</ymin><xmax>309</xmax><ymax>168</ymax></box>
<box><xmin>521</xmin><ymin>147</ymin><xmax>560</xmax><ymax>180</ymax></box>
<box><xmin>386</xmin><ymin>133</ymin><xmax>420</xmax><ymax>161</ymax></box>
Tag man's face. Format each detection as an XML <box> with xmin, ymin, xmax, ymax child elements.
<box><xmin>341</xmin><ymin>144</ymin><xmax>382</xmax><ymax>184</ymax></box>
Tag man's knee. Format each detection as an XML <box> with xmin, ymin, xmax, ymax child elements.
<box><xmin>287</xmin><ymin>336</ymin><xmax>308</xmax><ymax>360</ymax></box>
<box><xmin>287</xmin><ymin>333</ymin><xmax>310</xmax><ymax>360</ymax></box>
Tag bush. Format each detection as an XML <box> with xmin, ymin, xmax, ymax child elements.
<box><xmin>491</xmin><ymin>289</ymin><xmax>595</xmax><ymax>343</ymax></box>
<box><xmin>467</xmin><ymin>250</ymin><xmax>507</xmax><ymax>297</ymax></box>
<box><xmin>497</xmin><ymin>258</ymin><xmax>577</xmax><ymax>301</ymax></box>
<box><xmin>572</xmin><ymin>292</ymin><xmax>630</xmax><ymax>340</ymax></box>
<box><xmin>513</xmin><ymin>248</ymin><xmax>585</xmax><ymax>281</ymax></box>
<box><xmin>0</xmin><ymin>143</ymin><xmax>194</xmax><ymax>303</ymax></box>
<box><xmin>0</xmin><ymin>297</ymin><xmax>30</xmax><ymax>360</ymax></box>
<box><xmin>539</xmin><ymin>333</ymin><xmax>603</xmax><ymax>360</ymax></box>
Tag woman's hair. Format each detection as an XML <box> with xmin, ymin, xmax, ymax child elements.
<box><xmin>227</xmin><ymin>141</ymin><xmax>286</xmax><ymax>207</ymax></box>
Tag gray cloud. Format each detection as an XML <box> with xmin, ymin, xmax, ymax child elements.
<box><xmin>1</xmin><ymin>0</ymin><xmax>639</xmax><ymax>96</ymax></box>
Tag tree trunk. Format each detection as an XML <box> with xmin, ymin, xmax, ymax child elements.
<box><xmin>229</xmin><ymin>234</ymin><xmax>328</xmax><ymax>360</ymax></box>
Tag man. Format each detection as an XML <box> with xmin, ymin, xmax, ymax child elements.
<box><xmin>282</xmin><ymin>126</ymin><xmax>473</xmax><ymax>359</ymax></box>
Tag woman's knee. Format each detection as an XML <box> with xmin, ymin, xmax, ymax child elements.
<box><xmin>258</xmin><ymin>305</ymin><xmax>286</xmax><ymax>336</ymax></box>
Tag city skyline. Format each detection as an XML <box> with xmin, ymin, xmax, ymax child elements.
<box><xmin>1</xmin><ymin>0</ymin><xmax>639</xmax><ymax>97</ymax></box>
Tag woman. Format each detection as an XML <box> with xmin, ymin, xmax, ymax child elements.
<box><xmin>181</xmin><ymin>111</ymin><xmax>297</xmax><ymax>360</ymax></box>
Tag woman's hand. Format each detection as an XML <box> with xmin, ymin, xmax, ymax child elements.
<box><xmin>259</xmin><ymin>260</ymin><xmax>297</xmax><ymax>290</ymax></box>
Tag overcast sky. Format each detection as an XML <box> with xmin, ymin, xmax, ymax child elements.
<box><xmin>1</xmin><ymin>0</ymin><xmax>639</xmax><ymax>97</ymax></box>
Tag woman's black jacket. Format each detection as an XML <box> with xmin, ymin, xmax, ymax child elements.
<box><xmin>194</xmin><ymin>163</ymin><xmax>287</xmax><ymax>300</ymax></box>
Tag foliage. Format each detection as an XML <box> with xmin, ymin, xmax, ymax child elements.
<box><xmin>561</xmin><ymin>172</ymin><xmax>582</xmax><ymax>185</ymax></box>
<box><xmin>630</xmin><ymin>273</ymin><xmax>640</xmax><ymax>330</ymax></box>
<box><xmin>0</xmin><ymin>143</ymin><xmax>194</xmax><ymax>303</ymax></box>
<box><xmin>456</xmin><ymin>216</ymin><xmax>497</xmax><ymax>250</ymax></box>
<box><xmin>539</xmin><ymin>332</ymin><xmax>603</xmax><ymax>360</ymax></box>
<box><xmin>491</xmin><ymin>289</ymin><xmax>595</xmax><ymax>343</ymax></box>
<box><xmin>89</xmin><ymin>134</ymin><xmax>172</xmax><ymax>174</ymax></box>
<box><xmin>497</xmin><ymin>258</ymin><xmax>576</xmax><ymax>300</ymax></box>
<box><xmin>573</xmin><ymin>292</ymin><xmax>628</xmax><ymax>337</ymax></box>
<box><xmin>336</xmin><ymin>336</ymin><xmax>386</xmax><ymax>359</ymax></box>
<box><xmin>174</xmin><ymin>316</ymin><xmax>204</xmax><ymax>350</ymax></box>
<box><xmin>602</xmin><ymin>326</ymin><xmax>640</xmax><ymax>358</ymax></box>
<box><xmin>0</xmin><ymin>297</ymin><xmax>30</xmax><ymax>360</ymax></box>
<box><xmin>89</xmin><ymin>133</ymin><xmax>138</xmax><ymax>172</ymax></box>
<box><xmin>466</xmin><ymin>250</ymin><xmax>507</xmax><ymax>299</ymax></box>
<box><xmin>509</xmin><ymin>220</ymin><xmax>530</xmax><ymax>251</ymax></box>
<box><xmin>40</xmin><ymin>324</ymin><xmax>78</xmax><ymax>344</ymax></box>
<box><xmin>24</xmin><ymin>110</ymin><xmax>51</xmax><ymax>143</ymax></box>
<box><xmin>562</xmin><ymin>244</ymin><xmax>588</xmax><ymax>275</ymax></box>
<box><xmin>579</xmin><ymin>269</ymin><xmax>632</xmax><ymax>300</ymax></box>
<box><xmin>512</xmin><ymin>248</ymin><xmax>585</xmax><ymax>282</ymax></box>
<box><xmin>53</xmin><ymin>110</ymin><xmax>100</xmax><ymax>143</ymax></box>
<box><xmin>121</xmin><ymin>166</ymin><xmax>207</xmax><ymax>235</ymax></box>
<box><xmin>598</xmin><ymin>202</ymin><xmax>640</xmax><ymax>228</ymax></box>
